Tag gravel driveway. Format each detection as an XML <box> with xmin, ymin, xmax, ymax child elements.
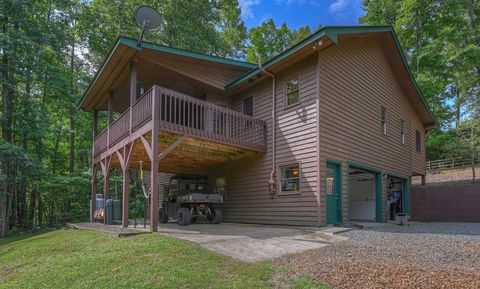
<box><xmin>274</xmin><ymin>223</ymin><xmax>480</xmax><ymax>289</ymax></box>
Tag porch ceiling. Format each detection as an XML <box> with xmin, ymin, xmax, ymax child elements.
<box><xmin>109</xmin><ymin>131</ymin><xmax>260</xmax><ymax>174</ymax></box>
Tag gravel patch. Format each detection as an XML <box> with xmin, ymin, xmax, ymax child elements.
<box><xmin>273</xmin><ymin>223</ymin><xmax>480</xmax><ymax>289</ymax></box>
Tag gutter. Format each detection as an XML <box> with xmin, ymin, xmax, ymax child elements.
<box><xmin>258</xmin><ymin>57</ymin><xmax>277</xmax><ymax>198</ymax></box>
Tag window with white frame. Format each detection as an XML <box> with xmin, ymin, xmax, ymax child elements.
<box><xmin>280</xmin><ymin>164</ymin><xmax>300</xmax><ymax>193</ymax></box>
<box><xmin>400</xmin><ymin>119</ymin><xmax>405</xmax><ymax>144</ymax></box>
<box><xmin>381</xmin><ymin>106</ymin><xmax>387</xmax><ymax>135</ymax></box>
<box><xmin>285</xmin><ymin>77</ymin><xmax>300</xmax><ymax>106</ymax></box>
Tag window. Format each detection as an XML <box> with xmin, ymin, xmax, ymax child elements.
<box><xmin>285</xmin><ymin>77</ymin><xmax>300</xmax><ymax>106</ymax></box>
<box><xmin>214</xmin><ymin>177</ymin><xmax>226</xmax><ymax>194</ymax></box>
<box><xmin>400</xmin><ymin>120</ymin><xmax>405</xmax><ymax>144</ymax></box>
<box><xmin>243</xmin><ymin>96</ymin><xmax>254</xmax><ymax>116</ymax></box>
<box><xmin>280</xmin><ymin>164</ymin><xmax>300</xmax><ymax>193</ymax></box>
<box><xmin>415</xmin><ymin>130</ymin><xmax>421</xmax><ymax>152</ymax></box>
<box><xmin>381</xmin><ymin>106</ymin><xmax>387</xmax><ymax>135</ymax></box>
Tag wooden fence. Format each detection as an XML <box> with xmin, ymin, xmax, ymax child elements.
<box><xmin>410</xmin><ymin>183</ymin><xmax>480</xmax><ymax>222</ymax></box>
<box><xmin>426</xmin><ymin>158</ymin><xmax>478</xmax><ymax>171</ymax></box>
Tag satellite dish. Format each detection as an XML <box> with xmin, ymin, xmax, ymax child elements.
<box><xmin>135</xmin><ymin>6</ymin><xmax>162</xmax><ymax>46</ymax></box>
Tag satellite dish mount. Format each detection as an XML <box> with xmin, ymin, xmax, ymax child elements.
<box><xmin>135</xmin><ymin>6</ymin><xmax>162</xmax><ymax>46</ymax></box>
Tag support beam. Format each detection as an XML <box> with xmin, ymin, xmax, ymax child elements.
<box><xmin>90</xmin><ymin>163</ymin><xmax>97</xmax><ymax>222</ymax></box>
<box><xmin>103</xmin><ymin>168</ymin><xmax>110</xmax><ymax>225</ymax></box>
<box><xmin>150</xmin><ymin>86</ymin><xmax>159</xmax><ymax>232</ymax></box>
<box><xmin>140</xmin><ymin>135</ymin><xmax>153</xmax><ymax>161</ymax></box>
<box><xmin>158</xmin><ymin>135</ymin><xmax>186</xmax><ymax>161</ymax></box>
<box><xmin>93</xmin><ymin>110</ymin><xmax>98</xmax><ymax>157</ymax></box>
<box><xmin>129</xmin><ymin>59</ymin><xmax>137</xmax><ymax>133</ymax></box>
<box><xmin>100</xmin><ymin>156</ymin><xmax>112</xmax><ymax>225</ymax></box>
<box><xmin>107</xmin><ymin>91</ymin><xmax>113</xmax><ymax>148</ymax></box>
<box><xmin>122</xmin><ymin>169</ymin><xmax>130</xmax><ymax>227</ymax></box>
<box><xmin>421</xmin><ymin>175</ymin><xmax>426</xmax><ymax>186</ymax></box>
<box><xmin>93</xmin><ymin>110</ymin><xmax>98</xmax><ymax>138</ymax></box>
<box><xmin>119</xmin><ymin>142</ymin><xmax>136</xmax><ymax>227</ymax></box>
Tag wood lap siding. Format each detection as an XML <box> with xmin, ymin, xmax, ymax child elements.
<box><xmin>201</xmin><ymin>55</ymin><xmax>320</xmax><ymax>226</ymax></box>
<box><xmin>318</xmin><ymin>37</ymin><xmax>426</xmax><ymax>223</ymax></box>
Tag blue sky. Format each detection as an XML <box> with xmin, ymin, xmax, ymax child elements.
<box><xmin>239</xmin><ymin>0</ymin><xmax>365</xmax><ymax>30</ymax></box>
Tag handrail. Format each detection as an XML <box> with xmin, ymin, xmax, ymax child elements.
<box><xmin>94</xmin><ymin>85</ymin><xmax>267</xmax><ymax>157</ymax></box>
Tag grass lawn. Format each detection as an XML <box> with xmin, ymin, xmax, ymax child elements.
<box><xmin>0</xmin><ymin>229</ymin><xmax>327</xmax><ymax>289</ymax></box>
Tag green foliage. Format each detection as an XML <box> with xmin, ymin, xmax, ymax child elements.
<box><xmin>246</xmin><ymin>19</ymin><xmax>311</xmax><ymax>63</ymax></box>
<box><xmin>361</xmin><ymin>0</ymin><xmax>480</xmax><ymax>160</ymax></box>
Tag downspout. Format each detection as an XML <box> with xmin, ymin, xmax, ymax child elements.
<box><xmin>258</xmin><ymin>57</ymin><xmax>277</xmax><ymax>198</ymax></box>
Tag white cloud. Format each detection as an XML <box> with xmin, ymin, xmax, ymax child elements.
<box><xmin>328</xmin><ymin>0</ymin><xmax>362</xmax><ymax>21</ymax></box>
<box><xmin>239</xmin><ymin>0</ymin><xmax>261</xmax><ymax>19</ymax></box>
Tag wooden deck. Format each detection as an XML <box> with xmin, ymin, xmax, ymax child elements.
<box><xmin>93</xmin><ymin>85</ymin><xmax>266</xmax><ymax>172</ymax></box>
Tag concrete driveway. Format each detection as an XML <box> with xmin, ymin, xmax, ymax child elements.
<box><xmin>153</xmin><ymin>222</ymin><xmax>349</xmax><ymax>262</ymax></box>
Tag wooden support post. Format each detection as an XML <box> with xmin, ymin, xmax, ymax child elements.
<box><xmin>122</xmin><ymin>169</ymin><xmax>130</xmax><ymax>227</ymax></box>
<box><xmin>101</xmin><ymin>157</ymin><xmax>111</xmax><ymax>225</ymax></box>
<box><xmin>150</xmin><ymin>86</ymin><xmax>159</xmax><ymax>232</ymax></box>
<box><xmin>103</xmin><ymin>170</ymin><xmax>110</xmax><ymax>224</ymax></box>
<box><xmin>107</xmin><ymin>91</ymin><xmax>113</xmax><ymax>148</ymax></box>
<box><xmin>93</xmin><ymin>110</ymin><xmax>98</xmax><ymax>156</ymax></box>
<box><xmin>129</xmin><ymin>59</ymin><xmax>137</xmax><ymax>133</ymax></box>
<box><xmin>90</xmin><ymin>163</ymin><xmax>97</xmax><ymax>222</ymax></box>
<box><xmin>119</xmin><ymin>143</ymin><xmax>135</xmax><ymax>228</ymax></box>
<box><xmin>93</xmin><ymin>110</ymin><xmax>98</xmax><ymax>138</ymax></box>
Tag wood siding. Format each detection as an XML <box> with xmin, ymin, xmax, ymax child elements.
<box><xmin>317</xmin><ymin>37</ymin><xmax>426</xmax><ymax>224</ymax></box>
<box><xmin>148</xmin><ymin>37</ymin><xmax>427</xmax><ymax>227</ymax></box>
<box><xmin>152</xmin><ymin>55</ymin><xmax>320</xmax><ymax>226</ymax></box>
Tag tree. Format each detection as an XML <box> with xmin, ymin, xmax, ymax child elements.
<box><xmin>361</xmin><ymin>0</ymin><xmax>480</xmax><ymax>163</ymax></box>
<box><xmin>246</xmin><ymin>19</ymin><xmax>311</xmax><ymax>63</ymax></box>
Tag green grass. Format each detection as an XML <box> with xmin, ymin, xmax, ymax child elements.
<box><xmin>0</xmin><ymin>229</ymin><xmax>327</xmax><ymax>289</ymax></box>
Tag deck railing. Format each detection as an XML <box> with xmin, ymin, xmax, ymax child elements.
<box><xmin>94</xmin><ymin>85</ymin><xmax>266</xmax><ymax>156</ymax></box>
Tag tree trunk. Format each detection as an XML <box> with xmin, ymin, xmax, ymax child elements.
<box><xmin>0</xmin><ymin>18</ymin><xmax>15</xmax><ymax>237</ymax></box>
<box><xmin>17</xmin><ymin>135</ymin><xmax>28</xmax><ymax>229</ymax></box>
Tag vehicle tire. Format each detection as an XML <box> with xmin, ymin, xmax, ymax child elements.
<box><xmin>177</xmin><ymin>207</ymin><xmax>191</xmax><ymax>226</ymax></box>
<box><xmin>159</xmin><ymin>207</ymin><xmax>168</xmax><ymax>224</ymax></box>
<box><xmin>210</xmin><ymin>208</ymin><xmax>223</xmax><ymax>224</ymax></box>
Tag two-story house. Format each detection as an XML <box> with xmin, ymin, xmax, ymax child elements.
<box><xmin>79</xmin><ymin>26</ymin><xmax>436</xmax><ymax>231</ymax></box>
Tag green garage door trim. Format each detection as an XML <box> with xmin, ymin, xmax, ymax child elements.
<box><xmin>326</xmin><ymin>160</ymin><xmax>343</xmax><ymax>224</ymax></box>
<box><xmin>347</xmin><ymin>161</ymin><xmax>383</xmax><ymax>223</ymax></box>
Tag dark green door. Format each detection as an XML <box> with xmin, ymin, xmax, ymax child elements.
<box><xmin>326</xmin><ymin>162</ymin><xmax>342</xmax><ymax>224</ymax></box>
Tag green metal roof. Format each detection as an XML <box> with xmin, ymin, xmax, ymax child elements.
<box><xmin>118</xmin><ymin>38</ymin><xmax>257</xmax><ymax>69</ymax></box>
<box><xmin>225</xmin><ymin>25</ymin><xmax>438</xmax><ymax>127</ymax></box>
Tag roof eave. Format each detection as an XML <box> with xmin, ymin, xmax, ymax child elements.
<box><xmin>78</xmin><ymin>37</ymin><xmax>257</xmax><ymax>111</ymax></box>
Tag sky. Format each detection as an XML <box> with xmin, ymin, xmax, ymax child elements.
<box><xmin>239</xmin><ymin>0</ymin><xmax>365</xmax><ymax>30</ymax></box>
